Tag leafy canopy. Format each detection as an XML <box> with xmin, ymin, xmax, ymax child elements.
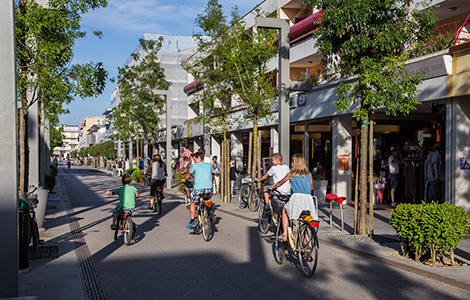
<box><xmin>112</xmin><ymin>37</ymin><xmax>171</xmax><ymax>141</ymax></box>
<box><xmin>50</xmin><ymin>124</ymin><xmax>65</xmax><ymax>149</ymax></box>
<box><xmin>303</xmin><ymin>0</ymin><xmax>436</xmax><ymax>121</ymax></box>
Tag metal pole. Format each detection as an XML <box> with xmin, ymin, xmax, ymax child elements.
<box><xmin>155</xmin><ymin>90</ymin><xmax>172</xmax><ymax>189</ymax></box>
<box><xmin>255</xmin><ymin>18</ymin><xmax>290</xmax><ymax>163</ymax></box>
<box><xmin>0</xmin><ymin>0</ymin><xmax>19</xmax><ymax>296</ymax></box>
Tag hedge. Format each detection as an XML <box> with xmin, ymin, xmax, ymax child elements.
<box><xmin>390</xmin><ymin>202</ymin><xmax>469</xmax><ymax>266</ymax></box>
<box><xmin>131</xmin><ymin>170</ymin><xmax>143</xmax><ymax>183</ymax></box>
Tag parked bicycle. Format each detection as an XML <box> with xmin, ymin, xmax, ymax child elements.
<box><xmin>273</xmin><ymin>194</ymin><xmax>320</xmax><ymax>278</ymax></box>
<box><xmin>114</xmin><ymin>209</ymin><xmax>135</xmax><ymax>246</ymax></box>
<box><xmin>19</xmin><ymin>187</ymin><xmax>39</xmax><ymax>259</ymax></box>
<box><xmin>193</xmin><ymin>191</ymin><xmax>215</xmax><ymax>242</ymax></box>
<box><xmin>238</xmin><ymin>177</ymin><xmax>261</xmax><ymax>212</ymax></box>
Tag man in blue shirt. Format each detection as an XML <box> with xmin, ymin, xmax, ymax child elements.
<box><xmin>182</xmin><ymin>151</ymin><xmax>214</xmax><ymax>228</ymax></box>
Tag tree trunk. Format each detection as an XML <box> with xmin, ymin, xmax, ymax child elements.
<box><xmin>252</xmin><ymin>115</ymin><xmax>258</xmax><ymax>178</ymax></box>
<box><xmin>369</xmin><ymin>121</ymin><xmax>374</xmax><ymax>236</ymax></box>
<box><xmin>359</xmin><ymin>117</ymin><xmax>369</xmax><ymax>235</ymax></box>
<box><xmin>248</xmin><ymin>132</ymin><xmax>252</xmax><ymax>176</ymax></box>
<box><xmin>354</xmin><ymin>153</ymin><xmax>359</xmax><ymax>234</ymax></box>
<box><xmin>19</xmin><ymin>103</ymin><xmax>29</xmax><ymax>194</ymax></box>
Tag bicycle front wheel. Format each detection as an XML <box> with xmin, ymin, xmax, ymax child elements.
<box><xmin>298</xmin><ymin>224</ymin><xmax>318</xmax><ymax>277</ymax></box>
<box><xmin>194</xmin><ymin>206</ymin><xmax>202</xmax><ymax>235</ymax></box>
<box><xmin>258</xmin><ymin>201</ymin><xmax>269</xmax><ymax>234</ymax></box>
<box><xmin>248</xmin><ymin>188</ymin><xmax>260</xmax><ymax>212</ymax></box>
<box><xmin>123</xmin><ymin>217</ymin><xmax>133</xmax><ymax>246</ymax></box>
<box><xmin>274</xmin><ymin>218</ymin><xmax>287</xmax><ymax>264</ymax></box>
<box><xmin>238</xmin><ymin>185</ymin><xmax>249</xmax><ymax>209</ymax></box>
<box><xmin>202</xmin><ymin>207</ymin><xmax>212</xmax><ymax>242</ymax></box>
<box><xmin>29</xmin><ymin>217</ymin><xmax>39</xmax><ymax>259</ymax></box>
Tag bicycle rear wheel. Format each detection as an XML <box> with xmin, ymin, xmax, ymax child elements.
<box><xmin>29</xmin><ymin>217</ymin><xmax>39</xmax><ymax>259</ymax></box>
<box><xmin>274</xmin><ymin>218</ymin><xmax>287</xmax><ymax>264</ymax></box>
<box><xmin>123</xmin><ymin>216</ymin><xmax>134</xmax><ymax>246</ymax></box>
<box><xmin>238</xmin><ymin>185</ymin><xmax>249</xmax><ymax>209</ymax></box>
<box><xmin>258</xmin><ymin>201</ymin><xmax>269</xmax><ymax>234</ymax></box>
<box><xmin>248</xmin><ymin>188</ymin><xmax>260</xmax><ymax>212</ymax></box>
<box><xmin>114</xmin><ymin>216</ymin><xmax>120</xmax><ymax>241</ymax></box>
<box><xmin>298</xmin><ymin>224</ymin><xmax>318</xmax><ymax>277</ymax></box>
<box><xmin>155</xmin><ymin>193</ymin><xmax>162</xmax><ymax>215</ymax></box>
<box><xmin>202</xmin><ymin>207</ymin><xmax>212</xmax><ymax>242</ymax></box>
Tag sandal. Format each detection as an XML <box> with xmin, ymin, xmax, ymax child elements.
<box><xmin>148</xmin><ymin>206</ymin><xmax>154</xmax><ymax>210</ymax></box>
<box><xmin>278</xmin><ymin>234</ymin><xmax>288</xmax><ymax>242</ymax></box>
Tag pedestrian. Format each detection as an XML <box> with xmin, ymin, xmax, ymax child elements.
<box><xmin>212</xmin><ymin>156</ymin><xmax>220</xmax><ymax>195</ymax></box>
<box><xmin>230</xmin><ymin>157</ymin><xmax>239</xmax><ymax>198</ymax></box>
<box><xmin>116</xmin><ymin>157</ymin><xmax>124</xmax><ymax>176</ymax></box>
<box><xmin>132</xmin><ymin>156</ymin><xmax>138</xmax><ymax>170</ymax></box>
<box><xmin>389</xmin><ymin>149</ymin><xmax>402</xmax><ymax>207</ymax></box>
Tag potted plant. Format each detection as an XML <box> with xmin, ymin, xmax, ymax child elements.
<box><xmin>313</xmin><ymin>174</ymin><xmax>328</xmax><ymax>203</ymax></box>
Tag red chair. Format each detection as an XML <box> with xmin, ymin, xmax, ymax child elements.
<box><xmin>326</xmin><ymin>194</ymin><xmax>346</xmax><ymax>231</ymax></box>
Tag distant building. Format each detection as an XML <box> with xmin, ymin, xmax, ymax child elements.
<box><xmin>78</xmin><ymin>116</ymin><xmax>105</xmax><ymax>149</ymax></box>
<box><xmin>52</xmin><ymin>124</ymin><xmax>79</xmax><ymax>158</ymax></box>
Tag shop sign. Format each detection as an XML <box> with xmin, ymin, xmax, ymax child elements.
<box><xmin>460</xmin><ymin>150</ymin><xmax>470</xmax><ymax>170</ymax></box>
<box><xmin>187</xmin><ymin>121</ymin><xmax>193</xmax><ymax>138</ymax></box>
<box><xmin>339</xmin><ymin>155</ymin><xmax>349</xmax><ymax>171</ymax></box>
<box><xmin>405</xmin><ymin>54</ymin><xmax>452</xmax><ymax>80</ymax></box>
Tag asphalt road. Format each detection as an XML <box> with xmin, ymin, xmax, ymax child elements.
<box><xmin>60</xmin><ymin>165</ymin><xmax>470</xmax><ymax>300</ymax></box>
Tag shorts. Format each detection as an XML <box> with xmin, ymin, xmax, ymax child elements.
<box><xmin>390</xmin><ymin>174</ymin><xmax>398</xmax><ymax>190</ymax></box>
<box><xmin>190</xmin><ymin>189</ymin><xmax>213</xmax><ymax>203</ymax></box>
<box><xmin>113</xmin><ymin>205</ymin><xmax>134</xmax><ymax>217</ymax></box>
<box><xmin>150</xmin><ymin>179</ymin><xmax>165</xmax><ymax>196</ymax></box>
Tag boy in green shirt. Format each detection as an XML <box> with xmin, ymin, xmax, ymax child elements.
<box><xmin>106</xmin><ymin>174</ymin><xmax>139</xmax><ymax>230</ymax></box>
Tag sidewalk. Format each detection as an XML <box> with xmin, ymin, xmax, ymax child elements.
<box><xmin>16</xmin><ymin>169</ymin><xmax>470</xmax><ymax>299</ymax></box>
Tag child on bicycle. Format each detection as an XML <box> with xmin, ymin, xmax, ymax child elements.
<box><xmin>182</xmin><ymin>151</ymin><xmax>214</xmax><ymax>229</ymax></box>
<box><xmin>257</xmin><ymin>153</ymin><xmax>291</xmax><ymax>213</ymax></box>
<box><xmin>269</xmin><ymin>153</ymin><xmax>316</xmax><ymax>241</ymax></box>
<box><xmin>106</xmin><ymin>174</ymin><xmax>139</xmax><ymax>230</ymax></box>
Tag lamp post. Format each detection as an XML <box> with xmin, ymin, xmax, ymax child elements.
<box><xmin>155</xmin><ymin>90</ymin><xmax>172</xmax><ymax>189</ymax></box>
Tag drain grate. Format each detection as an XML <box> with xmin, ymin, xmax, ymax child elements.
<box><xmin>32</xmin><ymin>246</ymin><xmax>59</xmax><ymax>259</ymax></box>
<box><xmin>47</xmin><ymin>205</ymin><xmax>57</xmax><ymax>210</ymax></box>
<box><xmin>327</xmin><ymin>234</ymin><xmax>400</xmax><ymax>246</ymax></box>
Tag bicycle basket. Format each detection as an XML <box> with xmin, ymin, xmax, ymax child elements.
<box><xmin>271</xmin><ymin>194</ymin><xmax>289</xmax><ymax>215</ymax></box>
<box><xmin>241</xmin><ymin>177</ymin><xmax>254</xmax><ymax>185</ymax></box>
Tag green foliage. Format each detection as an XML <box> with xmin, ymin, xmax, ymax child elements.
<box><xmin>78</xmin><ymin>141</ymin><xmax>116</xmax><ymax>159</ymax></box>
<box><xmin>50</xmin><ymin>165</ymin><xmax>58</xmax><ymax>177</ymax></box>
<box><xmin>125</xmin><ymin>168</ymin><xmax>135</xmax><ymax>175</ymax></box>
<box><xmin>44</xmin><ymin>174</ymin><xmax>56</xmax><ymax>191</ymax></box>
<box><xmin>390</xmin><ymin>203</ymin><xmax>470</xmax><ymax>265</ymax></box>
<box><xmin>410</xmin><ymin>32</ymin><xmax>455</xmax><ymax>58</ymax></box>
<box><xmin>173</xmin><ymin>169</ymin><xmax>187</xmax><ymax>194</ymax></box>
<box><xmin>131</xmin><ymin>170</ymin><xmax>143</xmax><ymax>183</ymax></box>
<box><xmin>313</xmin><ymin>174</ymin><xmax>325</xmax><ymax>181</ymax></box>
<box><xmin>50</xmin><ymin>124</ymin><xmax>64</xmax><ymax>149</ymax></box>
<box><xmin>70</xmin><ymin>150</ymin><xmax>79</xmax><ymax>158</ymax></box>
<box><xmin>112</xmin><ymin>38</ymin><xmax>171</xmax><ymax>142</ymax></box>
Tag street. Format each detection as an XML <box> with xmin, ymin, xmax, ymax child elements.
<box><xmin>58</xmin><ymin>165</ymin><xmax>469</xmax><ymax>300</ymax></box>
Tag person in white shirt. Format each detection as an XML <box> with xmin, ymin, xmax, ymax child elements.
<box><xmin>200</xmin><ymin>148</ymin><xmax>212</xmax><ymax>164</ymax></box>
<box><xmin>257</xmin><ymin>153</ymin><xmax>291</xmax><ymax>211</ymax></box>
<box><xmin>388</xmin><ymin>149</ymin><xmax>401</xmax><ymax>207</ymax></box>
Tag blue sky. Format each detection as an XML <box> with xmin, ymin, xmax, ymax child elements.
<box><xmin>59</xmin><ymin>0</ymin><xmax>255</xmax><ymax>126</ymax></box>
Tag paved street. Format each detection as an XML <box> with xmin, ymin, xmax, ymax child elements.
<box><xmin>19</xmin><ymin>165</ymin><xmax>470</xmax><ymax>300</ymax></box>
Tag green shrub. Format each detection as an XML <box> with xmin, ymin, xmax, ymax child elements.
<box><xmin>173</xmin><ymin>169</ymin><xmax>186</xmax><ymax>193</ymax></box>
<box><xmin>131</xmin><ymin>170</ymin><xmax>143</xmax><ymax>183</ymax></box>
<box><xmin>44</xmin><ymin>174</ymin><xmax>56</xmax><ymax>191</ymax></box>
<box><xmin>50</xmin><ymin>165</ymin><xmax>58</xmax><ymax>177</ymax></box>
<box><xmin>125</xmin><ymin>168</ymin><xmax>135</xmax><ymax>175</ymax></box>
<box><xmin>390</xmin><ymin>202</ymin><xmax>469</xmax><ymax>266</ymax></box>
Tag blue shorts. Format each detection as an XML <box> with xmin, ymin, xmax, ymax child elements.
<box><xmin>113</xmin><ymin>205</ymin><xmax>134</xmax><ymax>217</ymax></box>
<box><xmin>390</xmin><ymin>174</ymin><xmax>398</xmax><ymax>190</ymax></box>
<box><xmin>190</xmin><ymin>189</ymin><xmax>213</xmax><ymax>203</ymax></box>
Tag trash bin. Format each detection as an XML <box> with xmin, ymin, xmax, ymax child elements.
<box><xmin>19</xmin><ymin>198</ymin><xmax>30</xmax><ymax>273</ymax></box>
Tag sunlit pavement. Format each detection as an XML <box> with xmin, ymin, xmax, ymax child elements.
<box><xmin>18</xmin><ymin>164</ymin><xmax>470</xmax><ymax>300</ymax></box>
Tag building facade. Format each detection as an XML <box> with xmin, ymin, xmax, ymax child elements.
<box><xmin>52</xmin><ymin>124</ymin><xmax>79</xmax><ymax>158</ymax></box>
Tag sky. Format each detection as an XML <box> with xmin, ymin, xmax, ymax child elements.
<box><xmin>59</xmin><ymin>0</ymin><xmax>256</xmax><ymax>126</ymax></box>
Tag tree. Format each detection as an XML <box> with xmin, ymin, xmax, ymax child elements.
<box><xmin>49</xmin><ymin>124</ymin><xmax>64</xmax><ymax>150</ymax></box>
<box><xmin>16</xmin><ymin>0</ymin><xmax>108</xmax><ymax>193</ymax></box>
<box><xmin>303</xmin><ymin>0</ymin><xmax>436</xmax><ymax>234</ymax></box>
<box><xmin>112</xmin><ymin>37</ymin><xmax>171</xmax><ymax>157</ymax></box>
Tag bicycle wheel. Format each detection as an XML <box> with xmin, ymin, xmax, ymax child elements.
<box><xmin>248</xmin><ymin>188</ymin><xmax>260</xmax><ymax>212</ymax></box>
<box><xmin>29</xmin><ymin>217</ymin><xmax>39</xmax><ymax>259</ymax></box>
<box><xmin>155</xmin><ymin>193</ymin><xmax>162</xmax><ymax>215</ymax></box>
<box><xmin>114</xmin><ymin>216</ymin><xmax>120</xmax><ymax>241</ymax></box>
<box><xmin>298</xmin><ymin>224</ymin><xmax>318</xmax><ymax>277</ymax></box>
<box><xmin>238</xmin><ymin>185</ymin><xmax>249</xmax><ymax>209</ymax></box>
<box><xmin>274</xmin><ymin>218</ymin><xmax>287</xmax><ymax>264</ymax></box>
<box><xmin>194</xmin><ymin>205</ymin><xmax>202</xmax><ymax>235</ymax></box>
<box><xmin>258</xmin><ymin>201</ymin><xmax>269</xmax><ymax>234</ymax></box>
<box><xmin>123</xmin><ymin>216</ymin><xmax>133</xmax><ymax>246</ymax></box>
<box><xmin>202</xmin><ymin>207</ymin><xmax>212</xmax><ymax>242</ymax></box>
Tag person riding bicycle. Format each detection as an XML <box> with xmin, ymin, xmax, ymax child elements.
<box><xmin>106</xmin><ymin>174</ymin><xmax>139</xmax><ymax>230</ymax></box>
<box><xmin>145</xmin><ymin>154</ymin><xmax>167</xmax><ymax>210</ymax></box>
<box><xmin>257</xmin><ymin>153</ymin><xmax>291</xmax><ymax>214</ymax></box>
<box><xmin>182</xmin><ymin>151</ymin><xmax>214</xmax><ymax>229</ymax></box>
<box><xmin>269</xmin><ymin>154</ymin><xmax>316</xmax><ymax>241</ymax></box>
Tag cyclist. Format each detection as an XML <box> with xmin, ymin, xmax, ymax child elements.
<box><xmin>181</xmin><ymin>153</ymin><xmax>196</xmax><ymax>208</ymax></box>
<box><xmin>269</xmin><ymin>154</ymin><xmax>316</xmax><ymax>241</ymax></box>
<box><xmin>106</xmin><ymin>174</ymin><xmax>139</xmax><ymax>230</ymax></box>
<box><xmin>182</xmin><ymin>151</ymin><xmax>214</xmax><ymax>229</ymax></box>
<box><xmin>257</xmin><ymin>153</ymin><xmax>291</xmax><ymax>214</ymax></box>
<box><xmin>145</xmin><ymin>154</ymin><xmax>167</xmax><ymax>210</ymax></box>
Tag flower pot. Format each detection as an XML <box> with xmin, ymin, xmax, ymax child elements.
<box><xmin>313</xmin><ymin>180</ymin><xmax>328</xmax><ymax>203</ymax></box>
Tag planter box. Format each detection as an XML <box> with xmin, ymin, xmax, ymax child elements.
<box><xmin>313</xmin><ymin>180</ymin><xmax>328</xmax><ymax>203</ymax></box>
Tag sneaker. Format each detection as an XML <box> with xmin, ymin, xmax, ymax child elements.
<box><xmin>110</xmin><ymin>224</ymin><xmax>117</xmax><ymax>230</ymax></box>
<box><xmin>186</xmin><ymin>220</ymin><xmax>196</xmax><ymax>229</ymax></box>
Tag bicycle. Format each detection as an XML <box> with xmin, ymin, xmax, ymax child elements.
<box><xmin>193</xmin><ymin>191</ymin><xmax>215</xmax><ymax>242</ymax></box>
<box><xmin>238</xmin><ymin>177</ymin><xmax>253</xmax><ymax>209</ymax></box>
<box><xmin>153</xmin><ymin>186</ymin><xmax>163</xmax><ymax>215</ymax></box>
<box><xmin>114</xmin><ymin>208</ymin><xmax>135</xmax><ymax>246</ymax></box>
<box><xmin>19</xmin><ymin>187</ymin><xmax>39</xmax><ymax>259</ymax></box>
<box><xmin>258</xmin><ymin>188</ymin><xmax>288</xmax><ymax>234</ymax></box>
<box><xmin>238</xmin><ymin>177</ymin><xmax>261</xmax><ymax>212</ymax></box>
<box><xmin>273</xmin><ymin>197</ymin><xmax>320</xmax><ymax>278</ymax></box>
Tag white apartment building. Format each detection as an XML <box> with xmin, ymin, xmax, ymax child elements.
<box><xmin>52</xmin><ymin>124</ymin><xmax>79</xmax><ymax>158</ymax></box>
